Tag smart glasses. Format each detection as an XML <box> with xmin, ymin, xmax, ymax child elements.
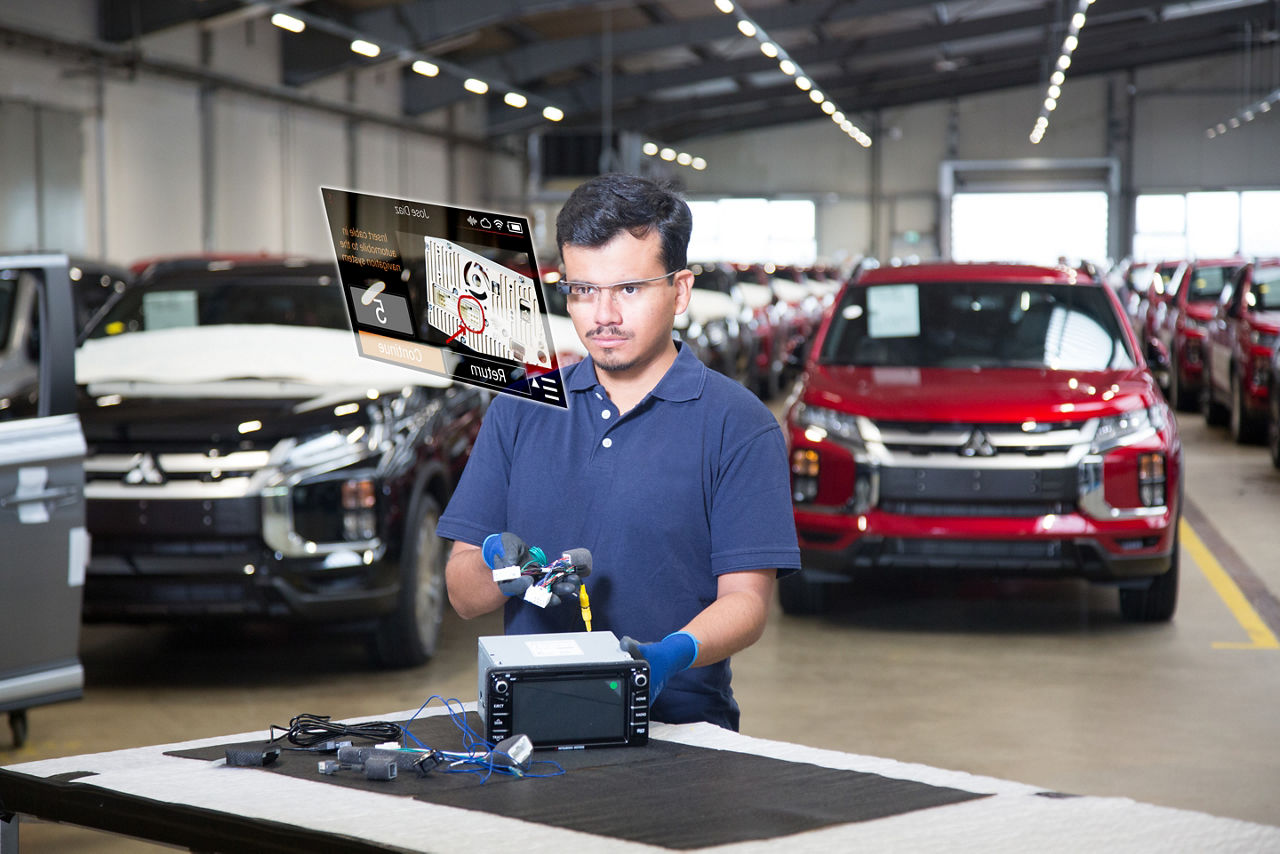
<box><xmin>555</xmin><ymin>271</ymin><xmax>677</xmax><ymax>303</ymax></box>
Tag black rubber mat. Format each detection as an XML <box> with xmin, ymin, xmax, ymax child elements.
<box><xmin>170</xmin><ymin>713</ymin><xmax>987</xmax><ymax>849</ymax></box>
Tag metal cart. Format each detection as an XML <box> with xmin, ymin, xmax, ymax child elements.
<box><xmin>0</xmin><ymin>253</ymin><xmax>87</xmax><ymax>748</ymax></box>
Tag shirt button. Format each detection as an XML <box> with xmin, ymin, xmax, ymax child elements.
<box><xmin>595</xmin><ymin>393</ymin><xmax>603</xmax><ymax>400</ymax></box>
<box><xmin>601</xmin><ymin>410</ymin><xmax>611</xmax><ymax>420</ymax></box>
<box><xmin>602</xmin><ymin>438</ymin><xmax>613</xmax><ymax>448</ymax></box>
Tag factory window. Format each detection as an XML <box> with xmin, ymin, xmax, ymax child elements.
<box><xmin>949</xmin><ymin>192</ymin><xmax>1109</xmax><ymax>266</ymax></box>
<box><xmin>687</xmin><ymin>198</ymin><xmax>816</xmax><ymax>265</ymax></box>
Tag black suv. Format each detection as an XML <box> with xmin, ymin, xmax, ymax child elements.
<box><xmin>77</xmin><ymin>257</ymin><xmax>488</xmax><ymax>666</ymax></box>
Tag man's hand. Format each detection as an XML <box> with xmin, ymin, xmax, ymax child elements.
<box><xmin>482</xmin><ymin>532</ymin><xmax>533</xmax><ymax>570</ymax></box>
<box><xmin>619</xmin><ymin>631</ymin><xmax>699</xmax><ymax>701</ymax></box>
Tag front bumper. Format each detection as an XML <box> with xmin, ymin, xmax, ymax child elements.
<box><xmin>795</xmin><ymin>507</ymin><xmax>1174</xmax><ymax>581</ymax></box>
<box><xmin>83</xmin><ymin>496</ymin><xmax>398</xmax><ymax>622</ymax></box>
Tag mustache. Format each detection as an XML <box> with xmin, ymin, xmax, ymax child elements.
<box><xmin>586</xmin><ymin>326</ymin><xmax>630</xmax><ymax>339</ymax></box>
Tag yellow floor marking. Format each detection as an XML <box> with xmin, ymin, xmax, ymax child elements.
<box><xmin>1181</xmin><ymin>519</ymin><xmax>1280</xmax><ymax>650</ymax></box>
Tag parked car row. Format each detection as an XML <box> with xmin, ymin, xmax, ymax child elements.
<box><xmin>541</xmin><ymin>258</ymin><xmax>843</xmax><ymax>403</ymax></box>
<box><xmin>1119</xmin><ymin>256</ymin><xmax>1280</xmax><ymax>463</ymax></box>
<box><xmin>782</xmin><ymin>261</ymin><xmax>1183</xmax><ymax>622</ymax></box>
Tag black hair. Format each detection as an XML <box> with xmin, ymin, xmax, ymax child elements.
<box><xmin>555</xmin><ymin>173</ymin><xmax>692</xmax><ymax>273</ymax></box>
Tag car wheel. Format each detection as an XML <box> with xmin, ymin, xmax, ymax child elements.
<box><xmin>1269</xmin><ymin>388</ymin><xmax>1280</xmax><ymax>469</ymax></box>
<box><xmin>1168</xmin><ymin>362</ymin><xmax>1193</xmax><ymax>412</ymax></box>
<box><xmin>371</xmin><ymin>495</ymin><xmax>446</xmax><ymax>668</ymax></box>
<box><xmin>1202</xmin><ymin>378</ymin><xmax>1229</xmax><ymax>427</ymax></box>
<box><xmin>1230</xmin><ymin>371</ymin><xmax>1264</xmax><ymax>444</ymax></box>
<box><xmin>9</xmin><ymin>710</ymin><xmax>28</xmax><ymax>749</ymax></box>
<box><xmin>778</xmin><ymin>571</ymin><xmax>826</xmax><ymax>616</ymax></box>
<box><xmin>1119</xmin><ymin>527</ymin><xmax>1179</xmax><ymax>622</ymax></box>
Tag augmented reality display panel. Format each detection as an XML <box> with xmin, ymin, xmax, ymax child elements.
<box><xmin>321</xmin><ymin>187</ymin><xmax>566</xmax><ymax>408</ymax></box>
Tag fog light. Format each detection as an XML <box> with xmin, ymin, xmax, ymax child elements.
<box><xmin>791</xmin><ymin>449</ymin><xmax>820</xmax><ymax>503</ymax></box>
<box><xmin>791</xmin><ymin>448</ymin><xmax>819</xmax><ymax>477</ymax></box>
<box><xmin>342</xmin><ymin>478</ymin><xmax>377</xmax><ymax>540</ymax></box>
<box><xmin>1138</xmin><ymin>452</ymin><xmax>1165</xmax><ymax>507</ymax></box>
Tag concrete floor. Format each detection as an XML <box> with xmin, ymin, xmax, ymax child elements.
<box><xmin>5</xmin><ymin>410</ymin><xmax>1280</xmax><ymax>851</ymax></box>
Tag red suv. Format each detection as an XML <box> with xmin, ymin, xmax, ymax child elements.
<box><xmin>1203</xmin><ymin>259</ymin><xmax>1280</xmax><ymax>443</ymax></box>
<box><xmin>784</xmin><ymin>262</ymin><xmax>1182</xmax><ymax>622</ymax></box>
<box><xmin>1151</xmin><ymin>259</ymin><xmax>1244</xmax><ymax>411</ymax></box>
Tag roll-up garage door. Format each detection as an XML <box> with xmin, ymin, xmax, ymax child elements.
<box><xmin>950</xmin><ymin>191</ymin><xmax>1108</xmax><ymax>265</ymax></box>
<box><xmin>940</xmin><ymin>158</ymin><xmax>1119</xmax><ymax>266</ymax></box>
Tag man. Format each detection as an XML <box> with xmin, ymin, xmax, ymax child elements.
<box><xmin>437</xmin><ymin>173</ymin><xmax>799</xmax><ymax>730</ymax></box>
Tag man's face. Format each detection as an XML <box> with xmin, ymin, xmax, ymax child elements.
<box><xmin>561</xmin><ymin>229</ymin><xmax>691</xmax><ymax>377</ymax></box>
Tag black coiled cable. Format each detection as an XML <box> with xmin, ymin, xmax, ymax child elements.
<box><xmin>269</xmin><ymin>713</ymin><xmax>403</xmax><ymax>748</ymax></box>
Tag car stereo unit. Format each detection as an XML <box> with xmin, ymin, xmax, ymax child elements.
<box><xmin>477</xmin><ymin>632</ymin><xmax>650</xmax><ymax>750</ymax></box>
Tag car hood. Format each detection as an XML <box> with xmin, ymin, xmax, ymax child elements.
<box><xmin>736</xmin><ymin>283</ymin><xmax>774</xmax><ymax>310</ymax></box>
<box><xmin>801</xmin><ymin>364</ymin><xmax>1159</xmax><ymax>422</ymax></box>
<box><xmin>78</xmin><ymin>324</ymin><xmax>451</xmax><ymax>401</ymax></box>
<box><xmin>1184</xmin><ymin>302</ymin><xmax>1217</xmax><ymax>322</ymax></box>
<box><xmin>686</xmin><ymin>289</ymin><xmax>737</xmax><ymax>323</ymax></box>
<box><xmin>1250</xmin><ymin>310</ymin><xmax>1280</xmax><ymax>333</ymax></box>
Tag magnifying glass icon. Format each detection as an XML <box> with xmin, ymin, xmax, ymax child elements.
<box><xmin>445</xmin><ymin>294</ymin><xmax>487</xmax><ymax>344</ymax></box>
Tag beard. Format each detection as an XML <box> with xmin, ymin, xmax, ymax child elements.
<box><xmin>586</xmin><ymin>325</ymin><xmax>637</xmax><ymax>373</ymax></box>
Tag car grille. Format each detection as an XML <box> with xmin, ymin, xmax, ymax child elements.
<box><xmin>866</xmin><ymin>419</ymin><xmax>1088</xmax><ymax>518</ymax></box>
<box><xmin>873</xmin><ymin>420</ymin><xmax>1087</xmax><ymax>460</ymax></box>
<box><xmin>85</xmin><ymin>446</ymin><xmax>274</xmax><ymax>500</ymax></box>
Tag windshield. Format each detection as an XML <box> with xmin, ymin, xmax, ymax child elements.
<box><xmin>1185</xmin><ymin>264</ymin><xmax>1238</xmax><ymax>303</ymax></box>
<box><xmin>819</xmin><ymin>281</ymin><xmax>1137</xmax><ymax>371</ymax></box>
<box><xmin>86</xmin><ymin>274</ymin><xmax>349</xmax><ymax>339</ymax></box>
<box><xmin>1251</xmin><ymin>267</ymin><xmax>1280</xmax><ymax>312</ymax></box>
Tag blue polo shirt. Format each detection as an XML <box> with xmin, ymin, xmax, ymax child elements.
<box><xmin>437</xmin><ymin>342</ymin><xmax>800</xmax><ymax>730</ymax></box>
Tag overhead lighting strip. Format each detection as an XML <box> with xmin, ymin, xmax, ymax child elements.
<box><xmin>641</xmin><ymin>141</ymin><xmax>708</xmax><ymax>171</ymax></box>
<box><xmin>1205</xmin><ymin>87</ymin><xmax>1280</xmax><ymax>138</ymax></box>
<box><xmin>265</xmin><ymin>3</ymin><xmax>565</xmax><ymax>124</ymax></box>
<box><xmin>714</xmin><ymin>1</ymin><xmax>871</xmax><ymax>147</ymax></box>
<box><xmin>1030</xmin><ymin>0</ymin><xmax>1096</xmax><ymax>144</ymax></box>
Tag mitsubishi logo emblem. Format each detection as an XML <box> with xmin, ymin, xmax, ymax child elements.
<box><xmin>959</xmin><ymin>428</ymin><xmax>997</xmax><ymax>457</ymax></box>
<box><xmin>124</xmin><ymin>453</ymin><xmax>167</xmax><ymax>485</ymax></box>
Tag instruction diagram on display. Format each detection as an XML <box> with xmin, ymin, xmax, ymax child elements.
<box><xmin>321</xmin><ymin>187</ymin><xmax>567</xmax><ymax>409</ymax></box>
<box><xmin>423</xmin><ymin>237</ymin><xmax>553</xmax><ymax>370</ymax></box>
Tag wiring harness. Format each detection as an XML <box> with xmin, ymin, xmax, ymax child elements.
<box><xmin>269</xmin><ymin>713</ymin><xmax>403</xmax><ymax>749</ymax></box>
<box><xmin>396</xmin><ymin>695</ymin><xmax>565</xmax><ymax>783</ymax></box>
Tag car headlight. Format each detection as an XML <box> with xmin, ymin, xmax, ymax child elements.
<box><xmin>261</xmin><ymin>399</ymin><xmax>401</xmax><ymax>557</ymax></box>
<box><xmin>1090</xmin><ymin>406</ymin><xmax>1165</xmax><ymax>453</ymax></box>
<box><xmin>793</xmin><ymin>402</ymin><xmax>866</xmax><ymax>449</ymax></box>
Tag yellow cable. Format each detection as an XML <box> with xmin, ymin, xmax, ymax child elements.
<box><xmin>579</xmin><ymin>585</ymin><xmax>592</xmax><ymax>632</ymax></box>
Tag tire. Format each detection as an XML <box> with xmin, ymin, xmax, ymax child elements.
<box><xmin>1119</xmin><ymin>529</ymin><xmax>1179</xmax><ymax>622</ymax></box>
<box><xmin>1269</xmin><ymin>388</ymin><xmax>1280</xmax><ymax>469</ymax></box>
<box><xmin>778</xmin><ymin>571</ymin><xmax>827</xmax><ymax>616</ymax></box>
<box><xmin>1167</xmin><ymin>361</ymin><xmax>1194</xmax><ymax>413</ymax></box>
<box><xmin>9</xmin><ymin>710</ymin><xmax>28</xmax><ymax>749</ymax></box>
<box><xmin>1230</xmin><ymin>371</ymin><xmax>1264</xmax><ymax>444</ymax></box>
<box><xmin>1202</xmin><ymin>379</ymin><xmax>1229</xmax><ymax>427</ymax></box>
<box><xmin>371</xmin><ymin>496</ymin><xmax>446</xmax><ymax>668</ymax></box>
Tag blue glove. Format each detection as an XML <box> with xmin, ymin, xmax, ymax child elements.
<box><xmin>619</xmin><ymin>631</ymin><xmax>699</xmax><ymax>702</ymax></box>
<box><xmin>482</xmin><ymin>532</ymin><xmax>553</xmax><ymax>598</ymax></box>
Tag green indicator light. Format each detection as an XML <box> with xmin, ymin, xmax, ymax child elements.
<box><xmin>609</xmin><ymin>680</ymin><xmax>620</xmax><ymax>691</ymax></box>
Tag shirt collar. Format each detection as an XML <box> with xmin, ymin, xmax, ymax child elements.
<box><xmin>565</xmin><ymin>341</ymin><xmax>705</xmax><ymax>403</ymax></box>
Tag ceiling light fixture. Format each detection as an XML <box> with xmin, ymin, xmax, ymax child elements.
<box><xmin>642</xmin><ymin>139</ymin><xmax>707</xmax><ymax>171</ymax></box>
<box><xmin>270</xmin><ymin>13</ymin><xmax>305</xmax><ymax>33</ymax></box>
<box><xmin>714</xmin><ymin>3</ymin><xmax>871</xmax><ymax>147</ymax></box>
<box><xmin>1030</xmin><ymin>0</ymin><xmax>1091</xmax><ymax>144</ymax></box>
<box><xmin>260</xmin><ymin>5</ymin><xmax>563</xmax><ymax>126</ymax></box>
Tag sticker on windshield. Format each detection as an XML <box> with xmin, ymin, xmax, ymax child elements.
<box><xmin>867</xmin><ymin>284</ymin><xmax>920</xmax><ymax>338</ymax></box>
<box><xmin>142</xmin><ymin>291</ymin><xmax>199</xmax><ymax>331</ymax></box>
